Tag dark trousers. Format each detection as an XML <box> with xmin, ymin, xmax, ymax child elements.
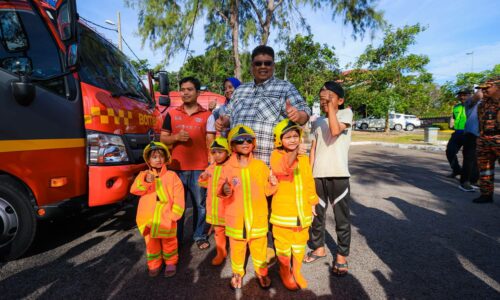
<box><xmin>460</xmin><ymin>133</ymin><xmax>479</xmax><ymax>184</ymax></box>
<box><xmin>309</xmin><ymin>177</ymin><xmax>351</xmax><ymax>257</ymax></box>
<box><xmin>446</xmin><ymin>131</ymin><xmax>465</xmax><ymax>174</ymax></box>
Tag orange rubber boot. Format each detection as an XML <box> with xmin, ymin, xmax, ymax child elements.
<box><xmin>278</xmin><ymin>256</ymin><xmax>299</xmax><ymax>290</ymax></box>
<box><xmin>292</xmin><ymin>256</ymin><xmax>307</xmax><ymax>289</ymax></box>
<box><xmin>211</xmin><ymin>226</ymin><xmax>227</xmax><ymax>266</ymax></box>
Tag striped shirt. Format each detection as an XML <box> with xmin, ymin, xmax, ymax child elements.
<box><xmin>225</xmin><ymin>76</ymin><xmax>311</xmax><ymax>165</ymax></box>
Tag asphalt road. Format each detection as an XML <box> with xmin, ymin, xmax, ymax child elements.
<box><xmin>1</xmin><ymin>145</ymin><xmax>499</xmax><ymax>299</ymax></box>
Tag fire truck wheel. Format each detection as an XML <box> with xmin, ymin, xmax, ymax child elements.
<box><xmin>0</xmin><ymin>176</ymin><xmax>37</xmax><ymax>261</ymax></box>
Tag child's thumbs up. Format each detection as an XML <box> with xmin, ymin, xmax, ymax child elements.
<box><xmin>222</xmin><ymin>178</ymin><xmax>232</xmax><ymax>196</ymax></box>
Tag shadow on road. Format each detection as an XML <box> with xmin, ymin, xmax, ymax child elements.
<box><xmin>349</xmin><ymin>148</ymin><xmax>500</xmax><ymax>298</ymax></box>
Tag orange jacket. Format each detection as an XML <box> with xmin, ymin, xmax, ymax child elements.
<box><xmin>217</xmin><ymin>154</ymin><xmax>276</xmax><ymax>240</ymax></box>
<box><xmin>269</xmin><ymin>150</ymin><xmax>318</xmax><ymax>228</ymax></box>
<box><xmin>130</xmin><ymin>166</ymin><xmax>185</xmax><ymax>238</ymax></box>
<box><xmin>198</xmin><ymin>162</ymin><xmax>227</xmax><ymax>225</ymax></box>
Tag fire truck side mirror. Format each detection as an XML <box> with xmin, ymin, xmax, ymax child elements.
<box><xmin>56</xmin><ymin>0</ymin><xmax>78</xmax><ymax>43</ymax></box>
<box><xmin>159</xmin><ymin>95</ymin><xmax>170</xmax><ymax>107</ymax></box>
<box><xmin>158</xmin><ymin>71</ymin><xmax>169</xmax><ymax>95</ymax></box>
<box><xmin>11</xmin><ymin>75</ymin><xmax>36</xmax><ymax>106</ymax></box>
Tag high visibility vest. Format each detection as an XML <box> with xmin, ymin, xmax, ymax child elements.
<box><xmin>269</xmin><ymin>150</ymin><xmax>318</xmax><ymax>228</ymax></box>
<box><xmin>452</xmin><ymin>103</ymin><xmax>467</xmax><ymax>130</ymax></box>
<box><xmin>199</xmin><ymin>162</ymin><xmax>227</xmax><ymax>226</ymax></box>
<box><xmin>217</xmin><ymin>154</ymin><xmax>276</xmax><ymax>240</ymax></box>
<box><xmin>131</xmin><ymin>166</ymin><xmax>185</xmax><ymax>238</ymax></box>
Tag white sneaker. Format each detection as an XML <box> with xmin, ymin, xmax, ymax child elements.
<box><xmin>471</xmin><ymin>184</ymin><xmax>479</xmax><ymax>190</ymax></box>
<box><xmin>458</xmin><ymin>183</ymin><xmax>475</xmax><ymax>192</ymax></box>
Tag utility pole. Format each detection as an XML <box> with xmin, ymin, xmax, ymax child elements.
<box><xmin>105</xmin><ymin>11</ymin><xmax>122</xmax><ymax>51</ymax></box>
<box><xmin>117</xmin><ymin>11</ymin><xmax>122</xmax><ymax>52</ymax></box>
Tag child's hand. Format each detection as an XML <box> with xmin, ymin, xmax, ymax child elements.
<box><xmin>298</xmin><ymin>143</ymin><xmax>307</xmax><ymax>155</ymax></box>
<box><xmin>222</xmin><ymin>179</ymin><xmax>232</xmax><ymax>196</ymax></box>
<box><xmin>269</xmin><ymin>170</ymin><xmax>278</xmax><ymax>186</ymax></box>
<box><xmin>199</xmin><ymin>171</ymin><xmax>209</xmax><ymax>181</ymax></box>
<box><xmin>312</xmin><ymin>205</ymin><xmax>317</xmax><ymax>216</ymax></box>
<box><xmin>145</xmin><ymin>171</ymin><xmax>155</xmax><ymax>183</ymax></box>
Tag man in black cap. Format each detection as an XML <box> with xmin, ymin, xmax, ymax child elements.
<box><xmin>446</xmin><ymin>88</ymin><xmax>470</xmax><ymax>179</ymax></box>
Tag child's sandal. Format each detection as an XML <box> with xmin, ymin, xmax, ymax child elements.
<box><xmin>230</xmin><ymin>273</ymin><xmax>242</xmax><ymax>290</ymax></box>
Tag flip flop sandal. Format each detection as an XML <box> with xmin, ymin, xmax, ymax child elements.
<box><xmin>255</xmin><ymin>273</ymin><xmax>272</xmax><ymax>290</ymax></box>
<box><xmin>164</xmin><ymin>264</ymin><xmax>176</xmax><ymax>278</ymax></box>
<box><xmin>332</xmin><ymin>260</ymin><xmax>348</xmax><ymax>277</ymax></box>
<box><xmin>230</xmin><ymin>274</ymin><xmax>242</xmax><ymax>290</ymax></box>
<box><xmin>303</xmin><ymin>251</ymin><xmax>326</xmax><ymax>264</ymax></box>
<box><xmin>196</xmin><ymin>239</ymin><xmax>210</xmax><ymax>250</ymax></box>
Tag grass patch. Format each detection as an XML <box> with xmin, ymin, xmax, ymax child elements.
<box><xmin>352</xmin><ymin>130</ymin><xmax>451</xmax><ymax>144</ymax></box>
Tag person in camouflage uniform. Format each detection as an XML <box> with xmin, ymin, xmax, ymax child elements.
<box><xmin>474</xmin><ymin>75</ymin><xmax>500</xmax><ymax>203</ymax></box>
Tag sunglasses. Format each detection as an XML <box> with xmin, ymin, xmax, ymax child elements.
<box><xmin>252</xmin><ymin>60</ymin><xmax>274</xmax><ymax>67</ymax></box>
<box><xmin>233</xmin><ymin>137</ymin><xmax>254</xmax><ymax>145</ymax></box>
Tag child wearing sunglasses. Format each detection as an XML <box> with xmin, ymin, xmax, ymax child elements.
<box><xmin>269</xmin><ymin>119</ymin><xmax>318</xmax><ymax>290</ymax></box>
<box><xmin>198</xmin><ymin>137</ymin><xmax>231</xmax><ymax>266</ymax></box>
<box><xmin>218</xmin><ymin>124</ymin><xmax>278</xmax><ymax>290</ymax></box>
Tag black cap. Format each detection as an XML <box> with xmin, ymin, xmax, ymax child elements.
<box><xmin>456</xmin><ymin>88</ymin><xmax>472</xmax><ymax>95</ymax></box>
<box><xmin>323</xmin><ymin>81</ymin><xmax>345</xmax><ymax>98</ymax></box>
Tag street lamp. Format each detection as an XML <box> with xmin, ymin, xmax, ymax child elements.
<box><xmin>105</xmin><ymin>12</ymin><xmax>122</xmax><ymax>51</ymax></box>
<box><xmin>466</xmin><ymin>51</ymin><xmax>474</xmax><ymax>73</ymax></box>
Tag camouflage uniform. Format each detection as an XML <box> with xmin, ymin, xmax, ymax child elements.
<box><xmin>476</xmin><ymin>76</ymin><xmax>500</xmax><ymax>199</ymax></box>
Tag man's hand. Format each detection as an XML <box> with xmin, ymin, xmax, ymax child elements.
<box><xmin>208</xmin><ymin>99</ymin><xmax>217</xmax><ymax>111</ymax></box>
<box><xmin>312</xmin><ymin>205</ymin><xmax>317</xmax><ymax>216</ymax></box>
<box><xmin>176</xmin><ymin>126</ymin><xmax>190</xmax><ymax>142</ymax></box>
<box><xmin>286</xmin><ymin>99</ymin><xmax>300</xmax><ymax>123</ymax></box>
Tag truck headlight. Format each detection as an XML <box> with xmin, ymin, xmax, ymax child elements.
<box><xmin>87</xmin><ymin>131</ymin><xmax>129</xmax><ymax>165</ymax></box>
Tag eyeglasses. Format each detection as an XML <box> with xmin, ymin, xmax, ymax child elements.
<box><xmin>233</xmin><ymin>137</ymin><xmax>254</xmax><ymax>145</ymax></box>
<box><xmin>252</xmin><ymin>60</ymin><xmax>274</xmax><ymax>67</ymax></box>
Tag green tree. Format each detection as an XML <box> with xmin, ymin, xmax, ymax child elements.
<box><xmin>274</xmin><ymin>34</ymin><xmax>339</xmax><ymax>105</ymax></box>
<box><xmin>178</xmin><ymin>47</ymin><xmax>253</xmax><ymax>92</ymax></box>
<box><xmin>126</xmin><ymin>0</ymin><xmax>384</xmax><ymax>80</ymax></box>
<box><xmin>345</xmin><ymin>24</ymin><xmax>432</xmax><ymax>131</ymax></box>
<box><xmin>130</xmin><ymin>58</ymin><xmax>151</xmax><ymax>76</ymax></box>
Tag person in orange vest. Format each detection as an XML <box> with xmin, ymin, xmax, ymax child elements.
<box><xmin>130</xmin><ymin>142</ymin><xmax>185</xmax><ymax>278</ymax></box>
<box><xmin>270</xmin><ymin>119</ymin><xmax>318</xmax><ymax>290</ymax></box>
<box><xmin>198</xmin><ymin>137</ymin><xmax>231</xmax><ymax>265</ymax></box>
<box><xmin>218</xmin><ymin>125</ymin><xmax>278</xmax><ymax>290</ymax></box>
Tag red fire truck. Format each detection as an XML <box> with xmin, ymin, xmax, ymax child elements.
<box><xmin>0</xmin><ymin>0</ymin><xmax>166</xmax><ymax>260</ymax></box>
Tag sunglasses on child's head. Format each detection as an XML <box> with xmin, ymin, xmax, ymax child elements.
<box><xmin>233</xmin><ymin>137</ymin><xmax>254</xmax><ymax>145</ymax></box>
<box><xmin>252</xmin><ymin>60</ymin><xmax>274</xmax><ymax>67</ymax></box>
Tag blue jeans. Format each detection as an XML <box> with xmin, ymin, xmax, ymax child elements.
<box><xmin>175</xmin><ymin>170</ymin><xmax>208</xmax><ymax>243</ymax></box>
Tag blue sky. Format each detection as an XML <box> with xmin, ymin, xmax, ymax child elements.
<box><xmin>77</xmin><ymin>0</ymin><xmax>500</xmax><ymax>84</ymax></box>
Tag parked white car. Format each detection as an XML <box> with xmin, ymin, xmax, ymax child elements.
<box><xmin>355</xmin><ymin>113</ymin><xmax>421</xmax><ymax>131</ymax></box>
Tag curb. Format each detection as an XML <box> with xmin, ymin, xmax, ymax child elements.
<box><xmin>351</xmin><ymin>141</ymin><xmax>445</xmax><ymax>152</ymax></box>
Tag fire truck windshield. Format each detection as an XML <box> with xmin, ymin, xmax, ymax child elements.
<box><xmin>78</xmin><ymin>25</ymin><xmax>151</xmax><ymax>104</ymax></box>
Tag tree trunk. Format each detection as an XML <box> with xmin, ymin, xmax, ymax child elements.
<box><xmin>385</xmin><ymin>111</ymin><xmax>390</xmax><ymax>133</ymax></box>
<box><xmin>230</xmin><ymin>0</ymin><xmax>241</xmax><ymax>80</ymax></box>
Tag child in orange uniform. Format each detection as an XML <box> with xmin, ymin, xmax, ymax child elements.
<box><xmin>218</xmin><ymin>125</ymin><xmax>278</xmax><ymax>290</ymax></box>
<box><xmin>130</xmin><ymin>142</ymin><xmax>185</xmax><ymax>278</ymax></box>
<box><xmin>198</xmin><ymin>137</ymin><xmax>231</xmax><ymax>265</ymax></box>
<box><xmin>270</xmin><ymin>119</ymin><xmax>318</xmax><ymax>290</ymax></box>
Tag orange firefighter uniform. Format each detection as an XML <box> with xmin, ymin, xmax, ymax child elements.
<box><xmin>130</xmin><ymin>142</ymin><xmax>185</xmax><ymax>271</ymax></box>
<box><xmin>198</xmin><ymin>137</ymin><xmax>231</xmax><ymax>265</ymax></box>
<box><xmin>217</xmin><ymin>152</ymin><xmax>277</xmax><ymax>277</ymax></box>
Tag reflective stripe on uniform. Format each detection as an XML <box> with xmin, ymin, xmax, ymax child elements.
<box><xmin>242</xmin><ymin>168</ymin><xmax>253</xmax><ymax>239</ymax></box>
<box><xmin>211</xmin><ymin>166</ymin><xmax>223</xmax><ymax>225</ymax></box>
<box><xmin>147</xmin><ymin>252</ymin><xmax>161</xmax><ymax>261</ymax></box>
<box><xmin>172</xmin><ymin>203</ymin><xmax>184</xmax><ymax>216</ymax></box>
<box><xmin>162</xmin><ymin>248</ymin><xmax>178</xmax><ymax>259</ymax></box>
<box><xmin>252</xmin><ymin>257</ymin><xmax>267</xmax><ymax>269</ymax></box>
<box><xmin>225</xmin><ymin>226</ymin><xmax>244</xmax><ymax>239</ymax></box>
<box><xmin>293</xmin><ymin>168</ymin><xmax>306</xmax><ymax>227</ymax></box>
<box><xmin>276</xmin><ymin>246</ymin><xmax>291</xmax><ymax>257</ymax></box>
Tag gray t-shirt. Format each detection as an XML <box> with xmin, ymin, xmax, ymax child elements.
<box><xmin>311</xmin><ymin>108</ymin><xmax>353</xmax><ymax>178</ymax></box>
